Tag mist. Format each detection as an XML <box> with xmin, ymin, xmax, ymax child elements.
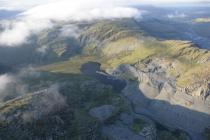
<box><xmin>21</xmin><ymin>84</ymin><xmax>67</xmax><ymax>122</ymax></box>
<box><xmin>1</xmin><ymin>0</ymin><xmax>208</xmax><ymax>47</ymax></box>
<box><xmin>0</xmin><ymin>67</ymin><xmax>42</xmax><ymax>102</ymax></box>
<box><xmin>0</xmin><ymin>0</ymin><xmax>143</xmax><ymax>47</ymax></box>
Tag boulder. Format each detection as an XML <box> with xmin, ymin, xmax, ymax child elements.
<box><xmin>89</xmin><ymin>105</ymin><xmax>116</xmax><ymax>122</ymax></box>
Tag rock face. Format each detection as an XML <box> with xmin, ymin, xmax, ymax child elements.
<box><xmin>89</xmin><ymin>105</ymin><xmax>116</xmax><ymax>122</ymax></box>
<box><xmin>112</xmin><ymin>62</ymin><xmax>210</xmax><ymax>135</ymax></box>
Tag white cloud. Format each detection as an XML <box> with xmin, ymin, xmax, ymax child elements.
<box><xmin>0</xmin><ymin>74</ymin><xmax>13</xmax><ymax>91</ymax></box>
<box><xmin>0</xmin><ymin>0</ymin><xmax>206</xmax><ymax>47</ymax></box>
<box><xmin>0</xmin><ymin>0</ymin><xmax>57</xmax><ymax>10</ymax></box>
<box><xmin>0</xmin><ymin>0</ymin><xmax>207</xmax><ymax>10</ymax></box>
<box><xmin>36</xmin><ymin>45</ymin><xmax>48</xmax><ymax>54</ymax></box>
<box><xmin>0</xmin><ymin>0</ymin><xmax>142</xmax><ymax>47</ymax></box>
<box><xmin>0</xmin><ymin>74</ymin><xmax>23</xmax><ymax>102</ymax></box>
<box><xmin>20</xmin><ymin>0</ymin><xmax>141</xmax><ymax>21</ymax></box>
<box><xmin>0</xmin><ymin>67</ymin><xmax>42</xmax><ymax>102</ymax></box>
<box><xmin>0</xmin><ymin>19</ymin><xmax>53</xmax><ymax>46</ymax></box>
<box><xmin>59</xmin><ymin>25</ymin><xmax>81</xmax><ymax>38</ymax></box>
<box><xmin>167</xmin><ymin>11</ymin><xmax>187</xmax><ymax>18</ymax></box>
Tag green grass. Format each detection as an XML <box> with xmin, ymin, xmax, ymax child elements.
<box><xmin>1</xmin><ymin>19</ymin><xmax>209</xmax><ymax>139</ymax></box>
<box><xmin>39</xmin><ymin>20</ymin><xmax>210</xmax><ymax>89</ymax></box>
<box><xmin>40</xmin><ymin>38</ymin><xmax>210</xmax><ymax>89</ymax></box>
<box><xmin>39</xmin><ymin>55</ymin><xmax>99</xmax><ymax>74</ymax></box>
<box><xmin>194</xmin><ymin>18</ymin><xmax>210</xmax><ymax>23</ymax></box>
<box><xmin>100</xmin><ymin>37</ymin><xmax>155</xmax><ymax>69</ymax></box>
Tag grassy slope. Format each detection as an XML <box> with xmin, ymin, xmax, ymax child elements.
<box><xmin>194</xmin><ymin>18</ymin><xmax>210</xmax><ymax>23</ymax></box>
<box><xmin>39</xmin><ymin>56</ymin><xmax>98</xmax><ymax>74</ymax></box>
<box><xmin>1</xmin><ymin>19</ymin><xmax>201</xmax><ymax>140</ymax></box>
<box><xmin>39</xmin><ymin>19</ymin><xmax>210</xmax><ymax>88</ymax></box>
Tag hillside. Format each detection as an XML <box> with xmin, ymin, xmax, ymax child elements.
<box><xmin>41</xmin><ymin>19</ymin><xmax>210</xmax><ymax>88</ymax></box>
<box><xmin>0</xmin><ymin>18</ymin><xmax>210</xmax><ymax>140</ymax></box>
<box><xmin>1</xmin><ymin>1</ymin><xmax>210</xmax><ymax>140</ymax></box>
<box><xmin>39</xmin><ymin>18</ymin><xmax>210</xmax><ymax>139</ymax></box>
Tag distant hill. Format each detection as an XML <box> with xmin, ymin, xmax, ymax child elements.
<box><xmin>0</xmin><ymin>17</ymin><xmax>210</xmax><ymax>140</ymax></box>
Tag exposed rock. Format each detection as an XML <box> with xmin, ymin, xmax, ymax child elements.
<box><xmin>139</xmin><ymin>125</ymin><xmax>156</xmax><ymax>140</ymax></box>
<box><xmin>89</xmin><ymin>105</ymin><xmax>116</xmax><ymax>122</ymax></box>
<box><xmin>115</xmin><ymin>63</ymin><xmax>210</xmax><ymax>137</ymax></box>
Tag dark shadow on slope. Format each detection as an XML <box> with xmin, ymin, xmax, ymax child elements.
<box><xmin>1</xmin><ymin>67</ymin><xmax>209</xmax><ymax>140</ymax></box>
<box><xmin>0</xmin><ymin>72</ymin><xmax>120</xmax><ymax>140</ymax></box>
<box><xmin>80</xmin><ymin>61</ymin><xmax>210</xmax><ymax>139</ymax></box>
<box><xmin>80</xmin><ymin>62</ymin><xmax>127</xmax><ymax>93</ymax></box>
<box><xmin>123</xmin><ymin>82</ymin><xmax>210</xmax><ymax>140</ymax></box>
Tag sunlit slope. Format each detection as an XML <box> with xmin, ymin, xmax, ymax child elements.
<box><xmin>40</xmin><ymin>56</ymin><xmax>98</xmax><ymax>74</ymax></box>
<box><xmin>40</xmin><ymin>19</ymin><xmax>210</xmax><ymax>88</ymax></box>
<box><xmin>194</xmin><ymin>18</ymin><xmax>210</xmax><ymax>23</ymax></box>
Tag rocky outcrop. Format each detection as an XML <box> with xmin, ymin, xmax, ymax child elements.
<box><xmin>112</xmin><ymin>61</ymin><xmax>210</xmax><ymax>136</ymax></box>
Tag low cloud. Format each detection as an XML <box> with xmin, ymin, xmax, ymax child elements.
<box><xmin>0</xmin><ymin>74</ymin><xmax>13</xmax><ymax>91</ymax></box>
<box><xmin>0</xmin><ymin>74</ymin><xmax>26</xmax><ymax>102</ymax></box>
<box><xmin>0</xmin><ymin>0</ymin><xmax>206</xmax><ymax>10</ymax></box>
<box><xmin>0</xmin><ymin>0</ymin><xmax>142</xmax><ymax>47</ymax></box>
<box><xmin>36</xmin><ymin>45</ymin><xmax>49</xmax><ymax>54</ymax></box>
<box><xmin>0</xmin><ymin>19</ymin><xmax>53</xmax><ymax>46</ymax></box>
<box><xmin>22</xmin><ymin>84</ymin><xmax>67</xmax><ymax>122</ymax></box>
<box><xmin>0</xmin><ymin>67</ymin><xmax>41</xmax><ymax>102</ymax></box>
<box><xmin>0</xmin><ymin>65</ymin><xmax>66</xmax><ymax>110</ymax></box>
<box><xmin>167</xmin><ymin>11</ymin><xmax>187</xmax><ymax>19</ymax></box>
<box><xmin>59</xmin><ymin>25</ymin><xmax>81</xmax><ymax>38</ymax></box>
<box><xmin>0</xmin><ymin>77</ymin><xmax>67</xmax><ymax>122</ymax></box>
<box><xmin>0</xmin><ymin>0</ymin><xmax>57</xmax><ymax>10</ymax></box>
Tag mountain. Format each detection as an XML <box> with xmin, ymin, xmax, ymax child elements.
<box><xmin>0</xmin><ymin>18</ymin><xmax>209</xmax><ymax>140</ymax></box>
<box><xmin>0</xmin><ymin>6</ymin><xmax>210</xmax><ymax>140</ymax></box>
